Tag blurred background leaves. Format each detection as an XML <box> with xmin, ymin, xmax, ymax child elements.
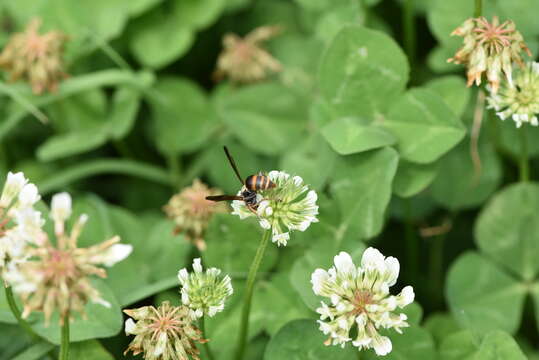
<box><xmin>1</xmin><ymin>0</ymin><xmax>539</xmax><ymax>358</ymax></box>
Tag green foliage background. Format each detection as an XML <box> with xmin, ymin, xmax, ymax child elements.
<box><xmin>0</xmin><ymin>0</ymin><xmax>538</xmax><ymax>358</ymax></box>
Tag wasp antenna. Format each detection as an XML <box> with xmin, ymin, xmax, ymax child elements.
<box><xmin>223</xmin><ymin>146</ymin><xmax>245</xmax><ymax>185</ymax></box>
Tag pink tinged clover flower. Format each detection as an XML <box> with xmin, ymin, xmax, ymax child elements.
<box><xmin>448</xmin><ymin>16</ymin><xmax>530</xmax><ymax>93</ymax></box>
<box><xmin>5</xmin><ymin>192</ymin><xmax>132</xmax><ymax>324</ymax></box>
<box><xmin>311</xmin><ymin>248</ymin><xmax>415</xmax><ymax>356</ymax></box>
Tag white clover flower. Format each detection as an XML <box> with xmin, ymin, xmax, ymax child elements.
<box><xmin>123</xmin><ymin>302</ymin><xmax>206</xmax><ymax>360</ymax></box>
<box><xmin>231</xmin><ymin>171</ymin><xmax>318</xmax><ymax>246</ymax></box>
<box><xmin>311</xmin><ymin>248</ymin><xmax>414</xmax><ymax>356</ymax></box>
<box><xmin>488</xmin><ymin>62</ymin><xmax>539</xmax><ymax>128</ymax></box>
<box><xmin>178</xmin><ymin>258</ymin><xmax>233</xmax><ymax>319</ymax></box>
<box><xmin>7</xmin><ymin>192</ymin><xmax>131</xmax><ymax>324</ymax></box>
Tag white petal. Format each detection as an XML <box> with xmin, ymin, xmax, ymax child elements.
<box><xmin>373</xmin><ymin>336</ymin><xmax>392</xmax><ymax>356</ymax></box>
<box><xmin>397</xmin><ymin>286</ymin><xmax>415</xmax><ymax>307</ymax></box>
<box><xmin>193</xmin><ymin>258</ymin><xmax>203</xmax><ymax>273</ymax></box>
<box><xmin>258</xmin><ymin>218</ymin><xmax>271</xmax><ymax>229</ymax></box>
<box><xmin>154</xmin><ymin>332</ymin><xmax>168</xmax><ymax>356</ymax></box>
<box><xmin>0</xmin><ymin>172</ymin><xmax>27</xmax><ymax>207</ymax></box>
<box><xmin>311</xmin><ymin>269</ymin><xmax>329</xmax><ymax>294</ymax></box>
<box><xmin>102</xmin><ymin>244</ymin><xmax>132</xmax><ymax>267</ymax></box>
<box><xmin>51</xmin><ymin>192</ymin><xmax>72</xmax><ymax>222</ymax></box>
<box><xmin>124</xmin><ymin>318</ymin><xmax>136</xmax><ymax>335</ymax></box>
<box><xmin>384</xmin><ymin>256</ymin><xmax>400</xmax><ymax>286</ymax></box>
<box><xmin>292</xmin><ymin>176</ymin><xmax>303</xmax><ymax>186</ymax></box>
<box><xmin>18</xmin><ymin>183</ymin><xmax>40</xmax><ymax>207</ymax></box>
<box><xmin>361</xmin><ymin>247</ymin><xmax>385</xmax><ymax>271</ymax></box>
<box><xmin>272</xmin><ymin>232</ymin><xmax>289</xmax><ymax>246</ymax></box>
<box><xmin>334</xmin><ymin>252</ymin><xmax>355</xmax><ymax>275</ymax></box>
<box><xmin>178</xmin><ymin>268</ymin><xmax>189</xmax><ymax>283</ymax></box>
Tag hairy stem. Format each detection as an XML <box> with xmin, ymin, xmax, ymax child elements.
<box><xmin>200</xmin><ymin>316</ymin><xmax>215</xmax><ymax>360</ymax></box>
<box><xmin>234</xmin><ymin>230</ymin><xmax>271</xmax><ymax>360</ymax></box>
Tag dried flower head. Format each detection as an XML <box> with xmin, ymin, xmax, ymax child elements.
<box><xmin>177</xmin><ymin>258</ymin><xmax>233</xmax><ymax>319</ymax></box>
<box><xmin>163</xmin><ymin>179</ymin><xmax>227</xmax><ymax>251</ymax></box>
<box><xmin>448</xmin><ymin>16</ymin><xmax>531</xmax><ymax>93</ymax></box>
<box><xmin>124</xmin><ymin>301</ymin><xmax>206</xmax><ymax>360</ymax></box>
<box><xmin>214</xmin><ymin>25</ymin><xmax>282</xmax><ymax>84</ymax></box>
<box><xmin>0</xmin><ymin>172</ymin><xmax>44</xmax><ymax>279</ymax></box>
<box><xmin>5</xmin><ymin>192</ymin><xmax>132</xmax><ymax>324</ymax></box>
<box><xmin>488</xmin><ymin>61</ymin><xmax>539</xmax><ymax>128</ymax></box>
<box><xmin>0</xmin><ymin>18</ymin><xmax>68</xmax><ymax>94</ymax></box>
<box><xmin>311</xmin><ymin>248</ymin><xmax>414</xmax><ymax>356</ymax></box>
<box><xmin>231</xmin><ymin>171</ymin><xmax>318</xmax><ymax>246</ymax></box>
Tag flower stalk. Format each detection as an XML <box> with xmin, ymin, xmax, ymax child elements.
<box><xmin>200</xmin><ymin>316</ymin><xmax>215</xmax><ymax>360</ymax></box>
<box><xmin>59</xmin><ymin>310</ymin><xmax>69</xmax><ymax>360</ymax></box>
<box><xmin>519</xmin><ymin>129</ymin><xmax>529</xmax><ymax>182</ymax></box>
<box><xmin>4</xmin><ymin>285</ymin><xmax>40</xmax><ymax>340</ymax></box>
<box><xmin>234</xmin><ymin>230</ymin><xmax>270</xmax><ymax>360</ymax></box>
<box><xmin>474</xmin><ymin>0</ymin><xmax>482</xmax><ymax>17</ymax></box>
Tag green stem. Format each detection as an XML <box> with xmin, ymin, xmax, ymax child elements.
<box><xmin>360</xmin><ymin>0</ymin><xmax>369</xmax><ymax>24</ymax></box>
<box><xmin>234</xmin><ymin>230</ymin><xmax>271</xmax><ymax>360</ymax></box>
<box><xmin>166</xmin><ymin>154</ymin><xmax>181</xmax><ymax>190</ymax></box>
<box><xmin>200</xmin><ymin>316</ymin><xmax>215</xmax><ymax>360</ymax></box>
<box><xmin>4</xmin><ymin>285</ymin><xmax>41</xmax><ymax>340</ymax></box>
<box><xmin>519</xmin><ymin>129</ymin><xmax>529</xmax><ymax>182</ymax></box>
<box><xmin>404</xmin><ymin>200</ymin><xmax>418</xmax><ymax>281</ymax></box>
<box><xmin>474</xmin><ymin>0</ymin><xmax>482</xmax><ymax>17</ymax></box>
<box><xmin>428</xmin><ymin>233</ymin><xmax>446</xmax><ymax>308</ymax></box>
<box><xmin>403</xmin><ymin>0</ymin><xmax>416</xmax><ymax>65</ymax></box>
<box><xmin>59</xmin><ymin>313</ymin><xmax>70</xmax><ymax>360</ymax></box>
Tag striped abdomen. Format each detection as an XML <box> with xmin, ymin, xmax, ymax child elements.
<box><xmin>245</xmin><ymin>174</ymin><xmax>276</xmax><ymax>191</ymax></box>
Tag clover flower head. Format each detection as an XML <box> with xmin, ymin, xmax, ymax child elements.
<box><xmin>163</xmin><ymin>179</ymin><xmax>227</xmax><ymax>251</ymax></box>
<box><xmin>231</xmin><ymin>171</ymin><xmax>318</xmax><ymax>246</ymax></box>
<box><xmin>448</xmin><ymin>16</ymin><xmax>530</xmax><ymax>93</ymax></box>
<box><xmin>0</xmin><ymin>172</ymin><xmax>44</xmax><ymax>280</ymax></box>
<box><xmin>124</xmin><ymin>301</ymin><xmax>206</xmax><ymax>360</ymax></box>
<box><xmin>487</xmin><ymin>61</ymin><xmax>539</xmax><ymax>128</ymax></box>
<box><xmin>0</xmin><ymin>18</ymin><xmax>68</xmax><ymax>94</ymax></box>
<box><xmin>214</xmin><ymin>25</ymin><xmax>282</xmax><ymax>84</ymax></box>
<box><xmin>311</xmin><ymin>248</ymin><xmax>414</xmax><ymax>356</ymax></box>
<box><xmin>177</xmin><ymin>258</ymin><xmax>233</xmax><ymax>319</ymax></box>
<box><xmin>5</xmin><ymin>192</ymin><xmax>132</xmax><ymax>324</ymax></box>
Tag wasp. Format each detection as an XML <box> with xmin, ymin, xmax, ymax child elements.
<box><xmin>205</xmin><ymin>146</ymin><xmax>276</xmax><ymax>213</ymax></box>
